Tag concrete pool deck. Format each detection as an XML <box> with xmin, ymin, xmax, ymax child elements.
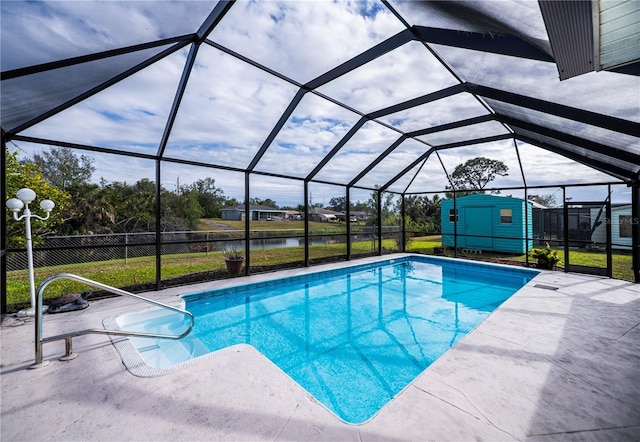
<box><xmin>2</xmin><ymin>255</ymin><xmax>639</xmax><ymax>441</ymax></box>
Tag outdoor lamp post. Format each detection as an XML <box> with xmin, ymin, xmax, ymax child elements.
<box><xmin>6</xmin><ymin>188</ymin><xmax>55</xmax><ymax>317</ymax></box>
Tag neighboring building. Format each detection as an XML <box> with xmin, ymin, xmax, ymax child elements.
<box><xmin>441</xmin><ymin>194</ymin><xmax>533</xmax><ymax>253</ymax></box>
<box><xmin>220</xmin><ymin>205</ymin><xmax>288</xmax><ymax>221</ymax></box>
<box><xmin>284</xmin><ymin>210</ymin><xmax>302</xmax><ymax>220</ymax></box>
<box><xmin>531</xmin><ymin>203</ymin><xmax>633</xmax><ymax>250</ymax></box>
<box><xmin>591</xmin><ymin>204</ymin><xmax>633</xmax><ymax>250</ymax></box>
<box><xmin>308</xmin><ymin>207</ymin><xmax>342</xmax><ymax>222</ymax></box>
<box><xmin>351</xmin><ymin>211</ymin><xmax>369</xmax><ymax>221</ymax></box>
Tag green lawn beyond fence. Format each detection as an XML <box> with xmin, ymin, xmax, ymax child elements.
<box><xmin>5</xmin><ymin>235</ymin><xmax>634</xmax><ymax>313</ymax></box>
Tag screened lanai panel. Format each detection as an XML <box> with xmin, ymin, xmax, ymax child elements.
<box><xmin>430</xmin><ymin>44</ymin><xmax>640</xmax><ymax>122</ymax></box>
<box><xmin>0</xmin><ymin>1</ymin><xmax>212</xmax><ymax>71</ymax></box>
<box><xmin>1</xmin><ymin>45</ymin><xmax>176</xmax><ymax>134</ymax></box>
<box><xmin>161</xmin><ymin>163</ymin><xmax>245</xmax><ymax>210</ymax></box>
<box><xmin>307</xmin><ymin>182</ymin><xmax>347</xmax><ymax>262</ymax></box>
<box><xmin>516</xmin><ymin>141</ymin><xmax>624</xmax><ymax>187</ymax></box>
<box><xmin>308</xmin><ymin>182</ymin><xmax>346</xmax><ymax>215</ymax></box>
<box><xmin>159</xmin><ymin>163</ymin><xmax>245</xmax><ymax>278</ymax></box>
<box><xmin>484</xmin><ymin>99</ymin><xmax>640</xmax><ymax>152</ymax></box>
<box><xmin>355</xmin><ymin>138</ymin><xmax>431</xmax><ymax>189</ymax></box>
<box><xmin>404</xmin><ymin>156</ymin><xmax>454</xmax><ymax>194</ymax></box>
<box><xmin>383</xmin><ymin>162</ymin><xmax>425</xmax><ymax>194</ymax></box>
<box><xmin>250</xmin><ymin>175</ymin><xmax>303</xmax><ymax>215</ymax></box>
<box><xmin>314</xmin><ymin>121</ymin><xmax>402</xmax><ymax>185</ymax></box>
<box><xmin>375</xmin><ymin>92</ymin><xmax>490</xmax><ymax>133</ymax></box>
<box><xmin>165</xmin><ymin>45</ymin><xmax>299</xmax><ymax>169</ymax></box>
<box><xmin>6</xmin><ymin>141</ymin><xmax>158</xmax><ymax>191</ymax></box>
<box><xmin>514</xmin><ymin>127</ymin><xmax>639</xmax><ymax>181</ymax></box>
<box><xmin>565</xmin><ymin>185</ymin><xmax>611</xmax><ymax>204</ymax></box>
<box><xmin>416</xmin><ymin>120</ymin><xmax>509</xmax><ymax>146</ymax></box>
<box><xmin>317</xmin><ymin>41</ymin><xmax>459</xmax><ymax>114</ymax></box>
<box><xmin>254</xmin><ymin>93</ymin><xmax>361</xmax><ymax>178</ymax></box>
<box><xmin>20</xmin><ymin>50</ymin><xmax>188</xmax><ymax>157</ymax></box>
<box><xmin>391</xmin><ymin>0</ymin><xmax>551</xmax><ymax>55</ymax></box>
<box><xmin>160</xmin><ymin>163</ymin><xmax>243</xmax><ymax>280</ymax></box>
<box><xmin>437</xmin><ymin>139</ymin><xmax>525</xmax><ymax>191</ymax></box>
<box><xmin>208</xmin><ymin>0</ymin><xmax>404</xmax><ymax>84</ymax></box>
<box><xmin>249</xmin><ymin>175</ymin><xmax>304</xmax><ymax>269</ymax></box>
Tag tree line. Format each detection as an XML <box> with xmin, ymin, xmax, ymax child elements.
<box><xmin>5</xmin><ymin>147</ymin><xmax>242</xmax><ymax>247</ymax></box>
<box><xmin>8</xmin><ymin>145</ymin><xmax>539</xmax><ymax>249</ymax></box>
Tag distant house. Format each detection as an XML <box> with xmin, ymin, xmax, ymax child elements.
<box><xmin>441</xmin><ymin>194</ymin><xmax>533</xmax><ymax>253</ymax></box>
<box><xmin>591</xmin><ymin>204</ymin><xmax>633</xmax><ymax>250</ymax></box>
<box><xmin>308</xmin><ymin>207</ymin><xmax>342</xmax><ymax>222</ymax></box>
<box><xmin>220</xmin><ymin>205</ymin><xmax>288</xmax><ymax>221</ymax></box>
<box><xmin>351</xmin><ymin>211</ymin><xmax>369</xmax><ymax>221</ymax></box>
<box><xmin>531</xmin><ymin>203</ymin><xmax>633</xmax><ymax>250</ymax></box>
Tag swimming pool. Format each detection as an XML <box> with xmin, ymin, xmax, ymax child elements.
<box><xmin>116</xmin><ymin>255</ymin><xmax>538</xmax><ymax>423</ymax></box>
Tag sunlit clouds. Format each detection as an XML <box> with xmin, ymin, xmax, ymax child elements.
<box><xmin>2</xmin><ymin>0</ymin><xmax>635</xmax><ymax>206</ymax></box>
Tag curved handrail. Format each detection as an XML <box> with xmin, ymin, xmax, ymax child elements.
<box><xmin>32</xmin><ymin>273</ymin><xmax>194</xmax><ymax>367</ymax></box>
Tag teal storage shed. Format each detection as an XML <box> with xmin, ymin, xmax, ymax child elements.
<box><xmin>441</xmin><ymin>194</ymin><xmax>533</xmax><ymax>253</ymax></box>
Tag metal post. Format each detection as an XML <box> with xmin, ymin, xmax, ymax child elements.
<box><xmin>524</xmin><ymin>188</ymin><xmax>529</xmax><ymax>266</ymax></box>
<box><xmin>606</xmin><ymin>184</ymin><xmax>613</xmax><ymax>278</ymax></box>
<box><xmin>1</xmin><ymin>131</ymin><xmax>6</xmax><ymax>316</ymax></box>
<box><xmin>632</xmin><ymin>184</ymin><xmax>640</xmax><ymax>283</ymax></box>
<box><xmin>23</xmin><ymin>206</ymin><xmax>36</xmax><ymax>309</ymax></box>
<box><xmin>453</xmin><ymin>192</ymin><xmax>458</xmax><ymax>258</ymax></box>
<box><xmin>401</xmin><ymin>193</ymin><xmax>406</xmax><ymax>252</ymax></box>
<box><xmin>346</xmin><ymin>186</ymin><xmax>351</xmax><ymax>260</ymax></box>
<box><xmin>304</xmin><ymin>181</ymin><xmax>309</xmax><ymax>266</ymax></box>
<box><xmin>32</xmin><ymin>287</ymin><xmax>48</xmax><ymax>368</ymax></box>
<box><xmin>244</xmin><ymin>172</ymin><xmax>251</xmax><ymax>275</ymax></box>
<box><xmin>6</xmin><ymin>189</ymin><xmax>53</xmax><ymax>317</ymax></box>
<box><xmin>377</xmin><ymin>189</ymin><xmax>382</xmax><ymax>255</ymax></box>
<box><xmin>155</xmin><ymin>160</ymin><xmax>162</xmax><ymax>290</ymax></box>
<box><xmin>562</xmin><ymin>187</ymin><xmax>569</xmax><ymax>272</ymax></box>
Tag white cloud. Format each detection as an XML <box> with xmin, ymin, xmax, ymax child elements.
<box><xmin>417</xmin><ymin>120</ymin><xmax>508</xmax><ymax>146</ymax></box>
<box><xmin>356</xmin><ymin>137</ymin><xmax>430</xmax><ymax>188</ymax></box>
<box><xmin>3</xmin><ymin>0</ymin><xmax>635</xmax><ymax>210</ymax></box>
<box><xmin>314</xmin><ymin>121</ymin><xmax>401</xmax><ymax>184</ymax></box>
<box><xmin>20</xmin><ymin>49</ymin><xmax>188</xmax><ymax>154</ymax></box>
<box><xmin>166</xmin><ymin>45</ymin><xmax>301</xmax><ymax>168</ymax></box>
<box><xmin>431</xmin><ymin>44</ymin><xmax>640</xmax><ymax>123</ymax></box>
<box><xmin>209</xmin><ymin>0</ymin><xmax>404</xmax><ymax>83</ymax></box>
<box><xmin>1</xmin><ymin>1</ymin><xmax>214</xmax><ymax>71</ymax></box>
<box><xmin>255</xmin><ymin>93</ymin><xmax>361</xmax><ymax>176</ymax></box>
<box><xmin>516</xmin><ymin>141</ymin><xmax>620</xmax><ymax>187</ymax></box>
<box><xmin>318</xmin><ymin>41</ymin><xmax>459</xmax><ymax>113</ymax></box>
<box><xmin>377</xmin><ymin>92</ymin><xmax>490</xmax><ymax>133</ymax></box>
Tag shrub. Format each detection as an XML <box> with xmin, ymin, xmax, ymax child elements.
<box><xmin>222</xmin><ymin>247</ymin><xmax>243</xmax><ymax>260</ymax></box>
<box><xmin>529</xmin><ymin>243</ymin><xmax>560</xmax><ymax>270</ymax></box>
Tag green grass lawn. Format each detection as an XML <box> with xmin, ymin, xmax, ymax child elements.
<box><xmin>6</xmin><ymin>228</ymin><xmax>635</xmax><ymax>312</ymax></box>
<box><xmin>5</xmin><ymin>238</ymin><xmax>397</xmax><ymax>311</ymax></box>
<box><xmin>408</xmin><ymin>235</ymin><xmax>634</xmax><ymax>281</ymax></box>
<box><xmin>199</xmin><ymin>218</ymin><xmax>352</xmax><ymax>234</ymax></box>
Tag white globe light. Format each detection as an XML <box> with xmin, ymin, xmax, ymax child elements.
<box><xmin>16</xmin><ymin>188</ymin><xmax>37</xmax><ymax>204</ymax></box>
<box><xmin>40</xmin><ymin>199</ymin><xmax>55</xmax><ymax>212</ymax></box>
<box><xmin>6</xmin><ymin>198</ymin><xmax>24</xmax><ymax>212</ymax></box>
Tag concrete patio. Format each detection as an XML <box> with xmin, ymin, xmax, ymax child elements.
<box><xmin>2</xmin><ymin>257</ymin><xmax>639</xmax><ymax>441</ymax></box>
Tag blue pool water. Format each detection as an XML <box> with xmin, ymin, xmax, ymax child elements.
<box><xmin>119</xmin><ymin>256</ymin><xmax>537</xmax><ymax>423</ymax></box>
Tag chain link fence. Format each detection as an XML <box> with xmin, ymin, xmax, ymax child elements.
<box><xmin>6</xmin><ymin>230</ymin><xmax>244</xmax><ymax>272</ymax></box>
<box><xmin>6</xmin><ymin>225</ymin><xmax>404</xmax><ymax>272</ymax></box>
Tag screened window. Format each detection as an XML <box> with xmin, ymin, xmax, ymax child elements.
<box><xmin>619</xmin><ymin>215</ymin><xmax>632</xmax><ymax>238</ymax></box>
<box><xmin>500</xmin><ymin>209</ymin><xmax>513</xmax><ymax>224</ymax></box>
<box><xmin>449</xmin><ymin>209</ymin><xmax>458</xmax><ymax>222</ymax></box>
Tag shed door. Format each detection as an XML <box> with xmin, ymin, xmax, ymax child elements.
<box><xmin>465</xmin><ymin>207</ymin><xmax>493</xmax><ymax>249</ymax></box>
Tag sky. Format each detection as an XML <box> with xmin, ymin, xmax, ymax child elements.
<box><xmin>2</xmin><ymin>0</ymin><xmax>637</xmax><ymax>207</ymax></box>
